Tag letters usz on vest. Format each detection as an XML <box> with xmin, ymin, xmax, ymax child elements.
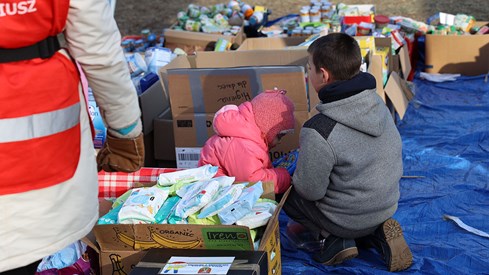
<box><xmin>0</xmin><ymin>0</ymin><xmax>37</xmax><ymax>17</ymax></box>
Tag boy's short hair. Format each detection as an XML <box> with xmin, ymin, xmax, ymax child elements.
<box><xmin>308</xmin><ymin>33</ymin><xmax>362</xmax><ymax>81</ymax></box>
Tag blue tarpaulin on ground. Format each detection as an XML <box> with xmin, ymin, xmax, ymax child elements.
<box><xmin>280</xmin><ymin>75</ymin><xmax>489</xmax><ymax>274</ymax></box>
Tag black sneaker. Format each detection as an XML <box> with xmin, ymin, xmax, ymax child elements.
<box><xmin>371</xmin><ymin>218</ymin><xmax>413</xmax><ymax>272</ymax></box>
<box><xmin>312</xmin><ymin>235</ymin><xmax>358</xmax><ymax>265</ymax></box>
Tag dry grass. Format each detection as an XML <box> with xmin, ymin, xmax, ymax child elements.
<box><xmin>114</xmin><ymin>0</ymin><xmax>489</xmax><ymax>36</ymax></box>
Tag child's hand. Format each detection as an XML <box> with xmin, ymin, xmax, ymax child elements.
<box><xmin>272</xmin><ymin>149</ymin><xmax>299</xmax><ymax>176</ymax></box>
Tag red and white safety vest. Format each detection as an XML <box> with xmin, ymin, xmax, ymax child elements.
<box><xmin>0</xmin><ymin>0</ymin><xmax>81</xmax><ymax>195</ymax></box>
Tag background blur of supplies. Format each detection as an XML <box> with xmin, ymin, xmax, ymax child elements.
<box><xmin>42</xmin><ymin>0</ymin><xmax>489</xmax><ymax>274</ymax></box>
<box><xmin>89</xmin><ymin>0</ymin><xmax>488</xmax><ymax>170</ymax></box>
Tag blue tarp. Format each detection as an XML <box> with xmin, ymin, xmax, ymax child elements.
<box><xmin>280</xmin><ymin>75</ymin><xmax>489</xmax><ymax>274</ymax></box>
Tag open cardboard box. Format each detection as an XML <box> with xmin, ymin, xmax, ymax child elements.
<box><xmin>164</xmin><ymin>25</ymin><xmax>245</xmax><ymax>55</ymax></box>
<box><xmin>158</xmin><ymin>50</ymin><xmax>311</xmax><ymax>168</ymax></box>
<box><xmin>83</xmin><ymin>182</ymin><xmax>289</xmax><ymax>275</ymax></box>
<box><xmin>425</xmin><ymin>21</ymin><xmax>489</xmax><ymax>76</ymax></box>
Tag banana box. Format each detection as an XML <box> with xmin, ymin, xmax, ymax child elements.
<box><xmin>83</xmin><ymin>183</ymin><xmax>290</xmax><ymax>275</ymax></box>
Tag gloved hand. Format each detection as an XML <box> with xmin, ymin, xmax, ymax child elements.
<box><xmin>97</xmin><ymin>133</ymin><xmax>145</xmax><ymax>172</ymax></box>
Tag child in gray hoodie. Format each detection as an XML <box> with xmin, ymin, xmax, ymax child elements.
<box><xmin>283</xmin><ymin>33</ymin><xmax>413</xmax><ymax>272</ymax></box>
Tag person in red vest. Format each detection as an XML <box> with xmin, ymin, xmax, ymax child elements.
<box><xmin>0</xmin><ymin>0</ymin><xmax>144</xmax><ymax>273</ymax></box>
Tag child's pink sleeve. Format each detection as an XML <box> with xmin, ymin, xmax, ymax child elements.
<box><xmin>272</xmin><ymin>167</ymin><xmax>292</xmax><ymax>194</ymax></box>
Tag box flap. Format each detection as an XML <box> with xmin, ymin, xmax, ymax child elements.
<box><xmin>237</xmin><ymin>37</ymin><xmax>307</xmax><ymax>51</ymax></box>
<box><xmin>194</xmin><ymin>50</ymin><xmax>308</xmax><ymax>68</ymax></box>
<box><xmin>399</xmin><ymin>78</ymin><xmax>414</xmax><ymax>102</ymax></box>
<box><xmin>384</xmin><ymin>72</ymin><xmax>410</xmax><ymax>119</ymax></box>
<box><xmin>81</xmin><ymin>231</ymin><xmax>100</xmax><ymax>253</ymax></box>
<box><xmin>159</xmin><ymin>55</ymin><xmax>193</xmax><ymax>105</ymax></box>
<box><xmin>368</xmin><ymin>54</ymin><xmax>386</xmax><ymax>102</ymax></box>
<box><xmin>167</xmin><ymin>66</ymin><xmax>308</xmax><ymax>115</ymax></box>
<box><xmin>398</xmin><ymin>45</ymin><xmax>412</xmax><ymax>79</ymax></box>
<box><xmin>258</xmin><ymin>186</ymin><xmax>291</xmax><ymax>251</ymax></box>
<box><xmin>138</xmin><ymin>80</ymin><xmax>167</xmax><ymax>134</ymax></box>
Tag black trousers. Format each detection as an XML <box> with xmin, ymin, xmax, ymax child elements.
<box><xmin>283</xmin><ymin>187</ymin><xmax>377</xmax><ymax>240</ymax></box>
<box><xmin>0</xmin><ymin>261</ymin><xmax>41</xmax><ymax>275</ymax></box>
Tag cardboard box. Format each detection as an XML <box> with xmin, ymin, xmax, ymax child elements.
<box><xmin>425</xmin><ymin>33</ymin><xmax>489</xmax><ymax>76</ymax></box>
<box><xmin>143</xmin><ymin>132</ymin><xmax>157</xmax><ymax>167</ymax></box>
<box><xmin>83</xmin><ymin>184</ymin><xmax>290</xmax><ymax>275</ymax></box>
<box><xmin>138</xmin><ymin>80</ymin><xmax>169</xmax><ymax>134</ymax></box>
<box><xmin>158</xmin><ymin>50</ymin><xmax>311</xmax><ymax>111</ymax></box>
<box><xmin>237</xmin><ymin>37</ymin><xmax>307</xmax><ymax>51</ymax></box>
<box><xmin>153</xmin><ymin>108</ymin><xmax>176</xmax><ymax>161</ymax></box>
<box><xmin>163</xmin><ymin>26</ymin><xmax>245</xmax><ymax>54</ymax></box>
<box><xmin>131</xmin><ymin>249</ymin><xmax>267</xmax><ymax>275</ymax></box>
<box><xmin>137</xmin><ymin>80</ymin><xmax>170</xmax><ymax>167</ymax></box>
<box><xmin>384</xmin><ymin>71</ymin><xmax>410</xmax><ymax>119</ymax></box>
<box><xmin>167</xmin><ymin>66</ymin><xmax>309</xmax><ymax>117</ymax></box>
<box><xmin>172</xmin><ymin>111</ymin><xmax>308</xmax><ymax>168</ymax></box>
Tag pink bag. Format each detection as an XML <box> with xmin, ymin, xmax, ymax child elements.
<box><xmin>36</xmin><ymin>254</ymin><xmax>94</xmax><ymax>275</ymax></box>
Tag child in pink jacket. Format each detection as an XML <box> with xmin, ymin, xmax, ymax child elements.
<box><xmin>198</xmin><ymin>90</ymin><xmax>295</xmax><ymax>194</ymax></box>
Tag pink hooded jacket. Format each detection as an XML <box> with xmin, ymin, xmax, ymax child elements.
<box><xmin>198</xmin><ymin>102</ymin><xmax>291</xmax><ymax>194</ymax></box>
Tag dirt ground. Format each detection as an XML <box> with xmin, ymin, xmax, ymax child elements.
<box><xmin>114</xmin><ymin>0</ymin><xmax>489</xmax><ymax>36</ymax></box>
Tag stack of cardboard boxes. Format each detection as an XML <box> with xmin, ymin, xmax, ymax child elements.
<box><xmin>157</xmin><ymin>48</ymin><xmax>316</xmax><ymax>169</ymax></box>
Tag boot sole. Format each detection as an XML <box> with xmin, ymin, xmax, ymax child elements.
<box><xmin>382</xmin><ymin>219</ymin><xmax>413</xmax><ymax>272</ymax></box>
<box><xmin>322</xmin><ymin>247</ymin><xmax>359</xmax><ymax>266</ymax></box>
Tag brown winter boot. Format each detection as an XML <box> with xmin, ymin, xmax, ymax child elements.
<box><xmin>371</xmin><ymin>218</ymin><xmax>413</xmax><ymax>272</ymax></box>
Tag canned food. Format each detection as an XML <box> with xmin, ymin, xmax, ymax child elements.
<box><xmin>134</xmin><ymin>39</ymin><xmax>145</xmax><ymax>52</ymax></box>
<box><xmin>121</xmin><ymin>39</ymin><xmax>134</xmax><ymax>53</ymax></box>
<box><xmin>185</xmin><ymin>20</ymin><xmax>201</xmax><ymax>32</ymax></box>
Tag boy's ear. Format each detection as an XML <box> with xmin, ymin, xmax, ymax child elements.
<box><xmin>320</xmin><ymin>68</ymin><xmax>330</xmax><ymax>84</ymax></box>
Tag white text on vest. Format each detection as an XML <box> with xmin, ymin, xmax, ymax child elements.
<box><xmin>0</xmin><ymin>0</ymin><xmax>37</xmax><ymax>17</ymax></box>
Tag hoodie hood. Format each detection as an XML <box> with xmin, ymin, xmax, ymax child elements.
<box><xmin>316</xmin><ymin>72</ymin><xmax>388</xmax><ymax>137</ymax></box>
<box><xmin>212</xmin><ymin>102</ymin><xmax>267</xmax><ymax>149</ymax></box>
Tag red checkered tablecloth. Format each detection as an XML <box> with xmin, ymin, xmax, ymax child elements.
<box><xmin>98</xmin><ymin>167</ymin><xmax>180</xmax><ymax>198</ymax></box>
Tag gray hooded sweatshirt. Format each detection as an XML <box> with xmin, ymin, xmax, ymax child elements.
<box><xmin>293</xmin><ymin>72</ymin><xmax>402</xmax><ymax>232</ymax></box>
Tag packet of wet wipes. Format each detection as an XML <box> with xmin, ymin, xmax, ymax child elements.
<box><xmin>98</xmin><ymin>204</ymin><xmax>123</xmax><ymax>225</ymax></box>
<box><xmin>118</xmin><ymin>186</ymin><xmax>169</xmax><ymax>224</ymax></box>
<box><xmin>188</xmin><ymin>212</ymin><xmax>221</xmax><ymax>225</ymax></box>
<box><xmin>167</xmin><ymin>211</ymin><xmax>188</xmax><ymax>224</ymax></box>
<box><xmin>154</xmin><ymin>196</ymin><xmax>181</xmax><ymax>224</ymax></box>
<box><xmin>112</xmin><ymin>189</ymin><xmax>133</xmax><ymax>209</ymax></box>
<box><xmin>218</xmin><ymin>182</ymin><xmax>263</xmax><ymax>225</ymax></box>
<box><xmin>174</xmin><ymin>180</ymin><xmax>220</xmax><ymax>218</ymax></box>
<box><xmin>171</xmin><ymin>176</ymin><xmax>235</xmax><ymax>197</ymax></box>
<box><xmin>236</xmin><ymin>199</ymin><xmax>278</xmax><ymax>229</ymax></box>
<box><xmin>157</xmin><ymin>164</ymin><xmax>218</xmax><ymax>186</ymax></box>
<box><xmin>198</xmin><ymin>183</ymin><xmax>247</xmax><ymax>219</ymax></box>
